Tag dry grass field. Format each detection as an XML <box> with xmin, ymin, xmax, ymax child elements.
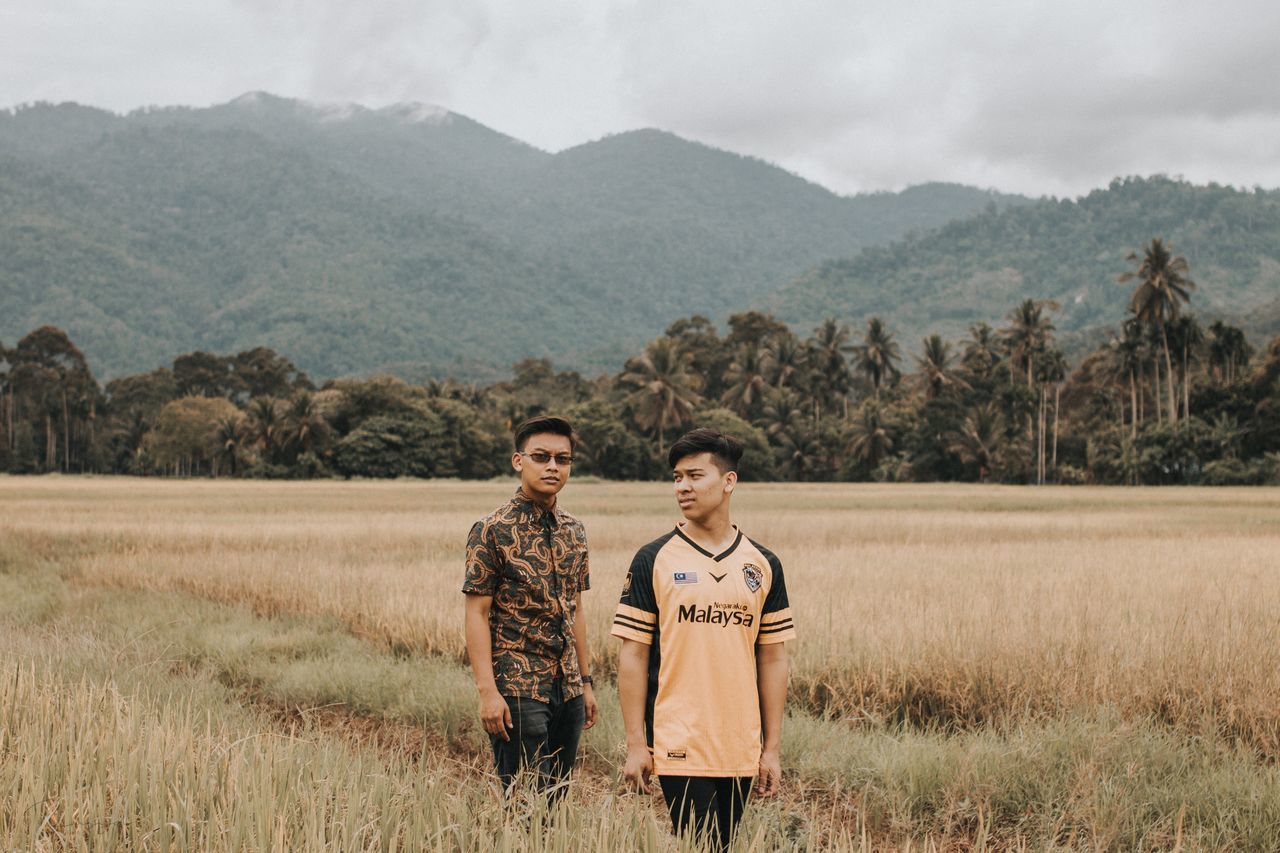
<box><xmin>4</xmin><ymin>475</ymin><xmax>1280</xmax><ymax>850</ymax></box>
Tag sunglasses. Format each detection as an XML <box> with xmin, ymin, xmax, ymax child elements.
<box><xmin>520</xmin><ymin>451</ymin><xmax>574</xmax><ymax>466</ymax></box>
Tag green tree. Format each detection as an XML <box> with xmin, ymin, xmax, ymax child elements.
<box><xmin>720</xmin><ymin>343</ymin><xmax>774</xmax><ymax>419</ymax></box>
<box><xmin>844</xmin><ymin>399</ymin><xmax>895</xmax><ymax>475</ymax></box>
<box><xmin>146</xmin><ymin>396</ymin><xmax>242</xmax><ymax>476</ymax></box>
<box><xmin>914</xmin><ymin>334</ymin><xmax>969</xmax><ymax>401</ymax></box>
<box><xmin>1119</xmin><ymin>238</ymin><xmax>1195</xmax><ymax>423</ymax></box>
<box><xmin>945</xmin><ymin>403</ymin><xmax>1005</xmax><ymax>482</ymax></box>
<box><xmin>620</xmin><ymin>337</ymin><xmax>703</xmax><ymax>457</ymax></box>
<box><xmin>853</xmin><ymin>317</ymin><xmax>901</xmax><ymax>401</ymax></box>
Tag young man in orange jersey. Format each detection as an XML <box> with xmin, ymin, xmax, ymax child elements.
<box><xmin>463</xmin><ymin>415</ymin><xmax>597</xmax><ymax>796</ymax></box>
<box><xmin>613</xmin><ymin>428</ymin><xmax>795</xmax><ymax>849</ymax></box>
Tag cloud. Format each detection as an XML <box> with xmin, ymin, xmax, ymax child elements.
<box><xmin>3</xmin><ymin>0</ymin><xmax>1279</xmax><ymax>196</ymax></box>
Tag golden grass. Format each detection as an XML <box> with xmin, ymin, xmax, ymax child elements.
<box><xmin>5</xmin><ymin>476</ymin><xmax>1280</xmax><ymax>756</ymax></box>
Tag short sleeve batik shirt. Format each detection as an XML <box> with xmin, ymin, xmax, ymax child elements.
<box><xmin>463</xmin><ymin>489</ymin><xmax>590</xmax><ymax>702</ymax></box>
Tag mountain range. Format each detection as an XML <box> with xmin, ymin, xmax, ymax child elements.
<box><xmin>0</xmin><ymin>93</ymin><xmax>1023</xmax><ymax>380</ymax></box>
<box><xmin>2</xmin><ymin>93</ymin><xmax>1277</xmax><ymax>383</ymax></box>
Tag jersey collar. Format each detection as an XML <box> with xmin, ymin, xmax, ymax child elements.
<box><xmin>673</xmin><ymin>523</ymin><xmax>743</xmax><ymax>562</ymax></box>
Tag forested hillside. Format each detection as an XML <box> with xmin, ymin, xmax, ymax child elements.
<box><xmin>0</xmin><ymin>94</ymin><xmax>1020</xmax><ymax>380</ymax></box>
<box><xmin>767</xmin><ymin>176</ymin><xmax>1280</xmax><ymax>347</ymax></box>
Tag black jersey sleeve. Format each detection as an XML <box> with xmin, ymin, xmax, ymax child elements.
<box><xmin>756</xmin><ymin>544</ymin><xmax>796</xmax><ymax>643</ymax></box>
<box><xmin>611</xmin><ymin>541</ymin><xmax>661</xmax><ymax>643</ymax></box>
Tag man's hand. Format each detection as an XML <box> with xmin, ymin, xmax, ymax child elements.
<box><xmin>582</xmin><ymin>684</ymin><xmax>599</xmax><ymax>730</ymax></box>
<box><xmin>755</xmin><ymin>749</ymin><xmax>781</xmax><ymax>797</ymax></box>
<box><xmin>478</xmin><ymin>688</ymin><xmax>512</xmax><ymax>741</ymax></box>
<box><xmin>622</xmin><ymin>744</ymin><xmax>654</xmax><ymax>794</ymax></box>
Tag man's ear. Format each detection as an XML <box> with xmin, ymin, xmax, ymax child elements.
<box><xmin>511</xmin><ymin>452</ymin><xmax>523</xmax><ymax>473</ymax></box>
<box><xmin>724</xmin><ymin>471</ymin><xmax>738</xmax><ymax>492</ymax></box>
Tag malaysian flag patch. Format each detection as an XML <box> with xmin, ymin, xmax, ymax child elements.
<box><xmin>673</xmin><ymin>571</ymin><xmax>698</xmax><ymax>585</ymax></box>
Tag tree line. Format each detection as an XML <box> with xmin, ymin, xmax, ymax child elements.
<box><xmin>3</xmin><ymin>239</ymin><xmax>1279</xmax><ymax>485</ymax></box>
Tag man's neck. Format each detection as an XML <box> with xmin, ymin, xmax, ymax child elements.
<box><xmin>681</xmin><ymin>513</ymin><xmax>736</xmax><ymax>553</ymax></box>
<box><xmin>519</xmin><ymin>487</ymin><xmax>556</xmax><ymax>512</ymax></box>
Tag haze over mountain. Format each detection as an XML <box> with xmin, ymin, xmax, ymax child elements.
<box><xmin>0</xmin><ymin>93</ymin><xmax>1024</xmax><ymax>380</ymax></box>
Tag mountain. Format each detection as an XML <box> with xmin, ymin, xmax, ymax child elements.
<box><xmin>0</xmin><ymin>95</ymin><xmax>1026</xmax><ymax>380</ymax></box>
<box><xmin>764</xmin><ymin>176</ymin><xmax>1280</xmax><ymax>352</ymax></box>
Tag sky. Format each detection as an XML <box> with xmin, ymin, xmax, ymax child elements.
<box><xmin>3</xmin><ymin>0</ymin><xmax>1279</xmax><ymax>199</ymax></box>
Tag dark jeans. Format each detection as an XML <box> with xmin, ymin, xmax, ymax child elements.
<box><xmin>659</xmin><ymin>775</ymin><xmax>753</xmax><ymax>851</ymax></box>
<box><xmin>491</xmin><ymin>690</ymin><xmax>584</xmax><ymax>798</ymax></box>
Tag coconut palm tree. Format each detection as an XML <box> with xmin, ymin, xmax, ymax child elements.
<box><xmin>213</xmin><ymin>413</ymin><xmax>244</xmax><ymax>477</ymax></box>
<box><xmin>620</xmin><ymin>337</ymin><xmax>703</xmax><ymax>456</ymax></box>
<box><xmin>845</xmin><ymin>399</ymin><xmax>894</xmax><ymax>472</ymax></box>
<box><xmin>914</xmin><ymin>335</ymin><xmax>969</xmax><ymax>401</ymax></box>
<box><xmin>1166</xmin><ymin>314</ymin><xmax>1203</xmax><ymax>419</ymax></box>
<box><xmin>853</xmin><ymin>317</ymin><xmax>901</xmax><ymax>401</ymax></box>
<box><xmin>1035</xmin><ymin>349</ymin><xmax>1068</xmax><ymax>483</ymax></box>
<box><xmin>763</xmin><ymin>389</ymin><xmax>823</xmax><ymax>480</ymax></box>
<box><xmin>1207</xmin><ymin>320</ymin><xmax>1252</xmax><ymax>385</ymax></box>
<box><xmin>945</xmin><ymin>403</ymin><xmax>1005</xmax><ymax>482</ymax></box>
<box><xmin>808</xmin><ymin>318</ymin><xmax>854</xmax><ymax>419</ymax></box>
<box><xmin>1000</xmin><ymin>299</ymin><xmax>1057</xmax><ymax>387</ymax></box>
<box><xmin>1119</xmin><ymin>238</ymin><xmax>1195</xmax><ymax>423</ymax></box>
<box><xmin>245</xmin><ymin>397</ymin><xmax>285</xmax><ymax>465</ymax></box>
<box><xmin>961</xmin><ymin>322</ymin><xmax>1002</xmax><ymax>380</ymax></box>
<box><xmin>720</xmin><ymin>343</ymin><xmax>774</xmax><ymax>419</ymax></box>
<box><xmin>283</xmin><ymin>391</ymin><xmax>333</xmax><ymax>461</ymax></box>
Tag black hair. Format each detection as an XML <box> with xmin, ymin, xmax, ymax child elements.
<box><xmin>513</xmin><ymin>415</ymin><xmax>577</xmax><ymax>452</ymax></box>
<box><xmin>668</xmin><ymin>428</ymin><xmax>744</xmax><ymax>474</ymax></box>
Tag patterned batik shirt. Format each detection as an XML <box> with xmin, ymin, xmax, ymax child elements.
<box><xmin>463</xmin><ymin>489</ymin><xmax>591</xmax><ymax>702</ymax></box>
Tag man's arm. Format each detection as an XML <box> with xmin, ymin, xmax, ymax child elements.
<box><xmin>755</xmin><ymin>641</ymin><xmax>789</xmax><ymax>797</ymax></box>
<box><xmin>617</xmin><ymin>638</ymin><xmax>654</xmax><ymax>792</ymax></box>
<box><xmin>571</xmin><ymin>593</ymin><xmax>598</xmax><ymax>729</ymax></box>
<box><xmin>464</xmin><ymin>593</ymin><xmax>511</xmax><ymax>741</ymax></box>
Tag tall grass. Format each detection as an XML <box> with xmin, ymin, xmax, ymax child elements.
<box><xmin>4</xmin><ymin>476</ymin><xmax>1280</xmax><ymax>848</ymax></box>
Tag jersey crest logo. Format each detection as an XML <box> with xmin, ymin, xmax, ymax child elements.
<box><xmin>673</xmin><ymin>571</ymin><xmax>698</xmax><ymax>585</ymax></box>
<box><xmin>742</xmin><ymin>563</ymin><xmax>762</xmax><ymax>592</ymax></box>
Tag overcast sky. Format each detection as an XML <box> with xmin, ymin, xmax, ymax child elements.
<box><xmin>4</xmin><ymin>0</ymin><xmax>1279</xmax><ymax>198</ymax></box>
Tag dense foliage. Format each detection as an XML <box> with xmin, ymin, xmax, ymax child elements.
<box><xmin>0</xmin><ymin>96</ymin><xmax>1018</xmax><ymax>382</ymax></box>
<box><xmin>4</xmin><ymin>241</ymin><xmax>1279</xmax><ymax>484</ymax></box>
<box><xmin>767</xmin><ymin>176</ymin><xmax>1280</xmax><ymax>355</ymax></box>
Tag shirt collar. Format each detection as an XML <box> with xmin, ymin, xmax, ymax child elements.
<box><xmin>511</xmin><ymin>488</ymin><xmax>562</xmax><ymax>526</ymax></box>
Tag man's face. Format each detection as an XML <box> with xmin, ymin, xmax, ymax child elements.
<box><xmin>512</xmin><ymin>432</ymin><xmax>574</xmax><ymax>501</ymax></box>
<box><xmin>672</xmin><ymin>452</ymin><xmax>735</xmax><ymax>523</ymax></box>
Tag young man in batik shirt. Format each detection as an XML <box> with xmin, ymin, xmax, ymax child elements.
<box><xmin>463</xmin><ymin>415</ymin><xmax>597</xmax><ymax>795</ymax></box>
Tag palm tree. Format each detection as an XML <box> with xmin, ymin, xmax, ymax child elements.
<box><xmin>1119</xmin><ymin>238</ymin><xmax>1195</xmax><ymax>423</ymax></box>
<box><xmin>1207</xmin><ymin>320</ymin><xmax>1252</xmax><ymax>385</ymax></box>
<box><xmin>1035</xmin><ymin>349</ymin><xmax>1068</xmax><ymax>483</ymax></box>
<box><xmin>961</xmin><ymin>322</ymin><xmax>1002</xmax><ymax>380</ymax></box>
<box><xmin>283</xmin><ymin>391</ymin><xmax>333</xmax><ymax>461</ymax></box>
<box><xmin>246</xmin><ymin>397</ymin><xmax>284</xmax><ymax>465</ymax></box>
<box><xmin>914</xmin><ymin>335</ymin><xmax>969</xmax><ymax>401</ymax></box>
<box><xmin>808</xmin><ymin>318</ymin><xmax>854</xmax><ymax>419</ymax></box>
<box><xmin>1000</xmin><ymin>299</ymin><xmax>1057</xmax><ymax>387</ymax></box>
<box><xmin>719</xmin><ymin>343</ymin><xmax>774</xmax><ymax>419</ymax></box>
<box><xmin>763</xmin><ymin>389</ymin><xmax>823</xmax><ymax>480</ymax></box>
<box><xmin>213</xmin><ymin>414</ymin><xmax>244</xmax><ymax>477</ymax></box>
<box><xmin>1166</xmin><ymin>314</ymin><xmax>1203</xmax><ymax>419</ymax></box>
<box><xmin>765</xmin><ymin>334</ymin><xmax>808</xmax><ymax>392</ymax></box>
<box><xmin>853</xmin><ymin>317</ymin><xmax>901</xmax><ymax>401</ymax></box>
<box><xmin>1102</xmin><ymin>324</ymin><xmax>1144</xmax><ymax>436</ymax></box>
<box><xmin>945</xmin><ymin>403</ymin><xmax>1005</xmax><ymax>482</ymax></box>
<box><xmin>620</xmin><ymin>337</ymin><xmax>703</xmax><ymax>456</ymax></box>
<box><xmin>845</xmin><ymin>400</ymin><xmax>894</xmax><ymax>472</ymax></box>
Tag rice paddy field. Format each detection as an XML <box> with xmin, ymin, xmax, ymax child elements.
<box><xmin>3</xmin><ymin>476</ymin><xmax>1280</xmax><ymax>850</ymax></box>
